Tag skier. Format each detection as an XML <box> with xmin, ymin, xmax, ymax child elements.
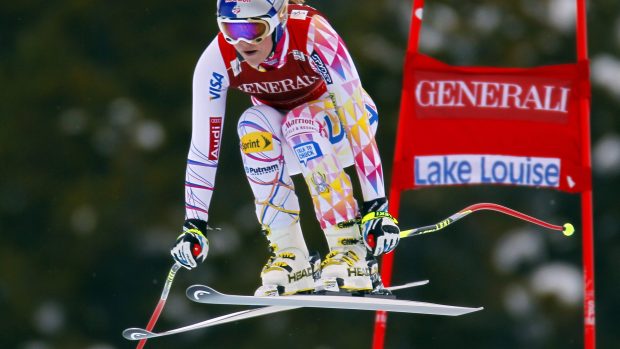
<box><xmin>170</xmin><ymin>0</ymin><xmax>400</xmax><ymax>296</ymax></box>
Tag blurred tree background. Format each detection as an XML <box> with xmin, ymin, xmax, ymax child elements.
<box><xmin>1</xmin><ymin>0</ymin><xmax>619</xmax><ymax>348</ymax></box>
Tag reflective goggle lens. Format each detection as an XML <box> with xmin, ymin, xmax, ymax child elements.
<box><xmin>220</xmin><ymin>21</ymin><xmax>269</xmax><ymax>43</ymax></box>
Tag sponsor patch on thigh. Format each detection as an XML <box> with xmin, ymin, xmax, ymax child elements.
<box><xmin>293</xmin><ymin>141</ymin><xmax>323</xmax><ymax>166</ymax></box>
<box><xmin>241</xmin><ymin>131</ymin><xmax>274</xmax><ymax>153</ymax></box>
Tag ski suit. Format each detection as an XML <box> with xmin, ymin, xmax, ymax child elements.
<box><xmin>185</xmin><ymin>4</ymin><xmax>386</xmax><ymax>232</ymax></box>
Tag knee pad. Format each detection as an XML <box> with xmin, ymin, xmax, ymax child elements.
<box><xmin>237</xmin><ymin>105</ymin><xmax>284</xmax><ymax>143</ymax></box>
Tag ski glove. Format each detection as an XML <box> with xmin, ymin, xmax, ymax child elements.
<box><xmin>171</xmin><ymin>219</ymin><xmax>209</xmax><ymax>270</ymax></box>
<box><xmin>360</xmin><ymin>198</ymin><xmax>400</xmax><ymax>256</ymax></box>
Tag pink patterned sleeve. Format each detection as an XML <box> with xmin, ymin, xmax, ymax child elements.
<box><xmin>307</xmin><ymin>15</ymin><xmax>386</xmax><ymax>201</ymax></box>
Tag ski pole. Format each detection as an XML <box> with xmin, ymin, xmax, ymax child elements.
<box><xmin>399</xmin><ymin>202</ymin><xmax>575</xmax><ymax>239</ymax></box>
<box><xmin>136</xmin><ymin>262</ymin><xmax>182</xmax><ymax>349</ymax></box>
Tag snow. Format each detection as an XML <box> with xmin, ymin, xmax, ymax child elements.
<box><xmin>503</xmin><ymin>284</ymin><xmax>534</xmax><ymax>317</ymax></box>
<box><xmin>419</xmin><ymin>26</ymin><xmax>444</xmax><ymax>53</ymax></box>
<box><xmin>70</xmin><ymin>204</ymin><xmax>98</xmax><ymax>235</ymax></box>
<box><xmin>34</xmin><ymin>301</ymin><xmax>65</xmax><ymax>335</ymax></box>
<box><xmin>529</xmin><ymin>263</ymin><xmax>582</xmax><ymax>306</ymax></box>
<box><xmin>616</xmin><ymin>17</ymin><xmax>620</xmax><ymax>48</ymax></box>
<box><xmin>134</xmin><ymin>119</ymin><xmax>165</xmax><ymax>150</ymax></box>
<box><xmin>22</xmin><ymin>341</ymin><xmax>51</xmax><ymax>349</ymax></box>
<box><xmin>591</xmin><ymin>54</ymin><xmax>620</xmax><ymax>98</ymax></box>
<box><xmin>208</xmin><ymin>223</ymin><xmax>241</xmax><ymax>255</ymax></box>
<box><xmin>59</xmin><ymin>108</ymin><xmax>88</xmax><ymax>135</ymax></box>
<box><xmin>85</xmin><ymin>345</ymin><xmax>116</xmax><ymax>349</ymax></box>
<box><xmin>493</xmin><ymin>229</ymin><xmax>545</xmax><ymax>273</ymax></box>
<box><xmin>547</xmin><ymin>0</ymin><xmax>576</xmax><ymax>32</ymax></box>
<box><xmin>470</xmin><ymin>5</ymin><xmax>501</xmax><ymax>34</ymax></box>
<box><xmin>593</xmin><ymin>133</ymin><xmax>620</xmax><ymax>175</ymax></box>
<box><xmin>108</xmin><ymin>98</ymin><xmax>139</xmax><ymax>127</ymax></box>
<box><xmin>419</xmin><ymin>4</ymin><xmax>459</xmax><ymax>53</ymax></box>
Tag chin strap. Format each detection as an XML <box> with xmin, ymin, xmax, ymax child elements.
<box><xmin>259</xmin><ymin>25</ymin><xmax>288</xmax><ymax>70</ymax></box>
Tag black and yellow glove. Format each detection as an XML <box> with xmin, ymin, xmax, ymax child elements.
<box><xmin>170</xmin><ymin>219</ymin><xmax>209</xmax><ymax>269</ymax></box>
<box><xmin>360</xmin><ymin>198</ymin><xmax>400</xmax><ymax>256</ymax></box>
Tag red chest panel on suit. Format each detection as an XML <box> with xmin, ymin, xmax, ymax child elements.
<box><xmin>218</xmin><ymin>5</ymin><xmax>327</xmax><ymax>110</ymax></box>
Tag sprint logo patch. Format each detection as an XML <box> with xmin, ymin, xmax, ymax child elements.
<box><xmin>241</xmin><ymin>132</ymin><xmax>274</xmax><ymax>153</ymax></box>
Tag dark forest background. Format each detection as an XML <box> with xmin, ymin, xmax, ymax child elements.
<box><xmin>2</xmin><ymin>1</ymin><xmax>619</xmax><ymax>348</ymax></box>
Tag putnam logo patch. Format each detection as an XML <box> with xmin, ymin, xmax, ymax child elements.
<box><xmin>241</xmin><ymin>132</ymin><xmax>274</xmax><ymax>153</ymax></box>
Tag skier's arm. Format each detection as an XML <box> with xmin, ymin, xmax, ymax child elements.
<box><xmin>308</xmin><ymin>15</ymin><xmax>399</xmax><ymax>256</ymax></box>
<box><xmin>172</xmin><ymin>38</ymin><xmax>229</xmax><ymax>269</ymax></box>
<box><xmin>307</xmin><ymin>15</ymin><xmax>385</xmax><ymax>202</ymax></box>
<box><xmin>185</xmin><ymin>38</ymin><xmax>229</xmax><ymax>222</ymax></box>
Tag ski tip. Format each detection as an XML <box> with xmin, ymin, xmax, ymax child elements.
<box><xmin>122</xmin><ymin>328</ymin><xmax>153</xmax><ymax>340</ymax></box>
<box><xmin>386</xmin><ymin>280</ymin><xmax>430</xmax><ymax>291</ymax></box>
<box><xmin>467</xmin><ymin>306</ymin><xmax>484</xmax><ymax>314</ymax></box>
<box><xmin>448</xmin><ymin>306</ymin><xmax>484</xmax><ymax>317</ymax></box>
<box><xmin>186</xmin><ymin>284</ymin><xmax>221</xmax><ymax>302</ymax></box>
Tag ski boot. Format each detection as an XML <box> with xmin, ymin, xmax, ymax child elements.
<box><xmin>319</xmin><ymin>241</ymin><xmax>373</xmax><ymax>294</ymax></box>
<box><xmin>255</xmin><ymin>245</ymin><xmax>320</xmax><ymax>296</ymax></box>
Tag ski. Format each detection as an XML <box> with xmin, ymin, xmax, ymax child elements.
<box><xmin>123</xmin><ymin>280</ymin><xmax>429</xmax><ymax>341</ymax></box>
<box><xmin>123</xmin><ymin>305</ymin><xmax>296</xmax><ymax>341</ymax></box>
<box><xmin>187</xmin><ymin>283</ymin><xmax>482</xmax><ymax>316</ymax></box>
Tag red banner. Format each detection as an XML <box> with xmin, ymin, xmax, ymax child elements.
<box><xmin>392</xmin><ymin>53</ymin><xmax>591</xmax><ymax>193</ymax></box>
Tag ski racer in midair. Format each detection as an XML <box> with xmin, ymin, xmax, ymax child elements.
<box><xmin>171</xmin><ymin>0</ymin><xmax>400</xmax><ymax>296</ymax></box>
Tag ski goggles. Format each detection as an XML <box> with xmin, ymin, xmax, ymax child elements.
<box><xmin>217</xmin><ymin>17</ymin><xmax>278</xmax><ymax>45</ymax></box>
<box><xmin>217</xmin><ymin>3</ymin><xmax>287</xmax><ymax>45</ymax></box>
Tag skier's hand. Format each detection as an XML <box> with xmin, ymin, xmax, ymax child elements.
<box><xmin>361</xmin><ymin>211</ymin><xmax>400</xmax><ymax>256</ymax></box>
<box><xmin>171</xmin><ymin>219</ymin><xmax>209</xmax><ymax>270</ymax></box>
<box><xmin>360</xmin><ymin>198</ymin><xmax>400</xmax><ymax>256</ymax></box>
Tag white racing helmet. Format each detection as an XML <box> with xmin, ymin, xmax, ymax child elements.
<box><xmin>217</xmin><ymin>0</ymin><xmax>288</xmax><ymax>45</ymax></box>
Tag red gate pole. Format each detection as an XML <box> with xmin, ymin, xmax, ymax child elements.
<box><xmin>372</xmin><ymin>1</ymin><xmax>425</xmax><ymax>348</ymax></box>
<box><xmin>575</xmin><ymin>1</ymin><xmax>595</xmax><ymax>348</ymax></box>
